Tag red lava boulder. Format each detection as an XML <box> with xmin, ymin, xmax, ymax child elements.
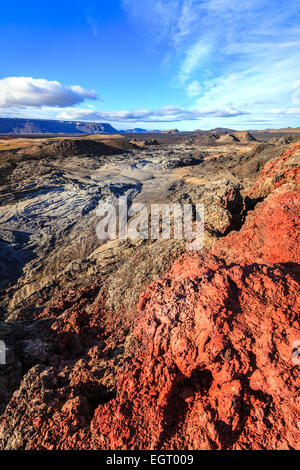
<box><xmin>213</xmin><ymin>184</ymin><xmax>300</xmax><ymax>264</ymax></box>
<box><xmin>250</xmin><ymin>142</ymin><xmax>300</xmax><ymax>198</ymax></box>
<box><xmin>213</xmin><ymin>141</ymin><xmax>300</xmax><ymax>265</ymax></box>
<box><xmin>90</xmin><ymin>254</ymin><xmax>300</xmax><ymax>450</ymax></box>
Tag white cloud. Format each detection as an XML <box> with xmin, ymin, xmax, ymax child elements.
<box><xmin>0</xmin><ymin>77</ymin><xmax>98</xmax><ymax>108</ymax></box>
<box><xmin>57</xmin><ymin>105</ymin><xmax>247</xmax><ymax>122</ymax></box>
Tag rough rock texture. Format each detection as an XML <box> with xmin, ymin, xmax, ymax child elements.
<box><xmin>270</xmin><ymin>135</ymin><xmax>300</xmax><ymax>146</ymax></box>
<box><xmin>90</xmin><ymin>255</ymin><xmax>299</xmax><ymax>450</ymax></box>
<box><xmin>213</xmin><ymin>185</ymin><xmax>300</xmax><ymax>264</ymax></box>
<box><xmin>217</xmin><ymin>131</ymin><xmax>256</xmax><ymax>144</ymax></box>
<box><xmin>0</xmin><ymin>139</ymin><xmax>299</xmax><ymax>450</ymax></box>
<box><xmin>250</xmin><ymin>142</ymin><xmax>300</xmax><ymax>199</ymax></box>
<box><xmin>192</xmin><ymin>134</ymin><xmax>218</xmax><ymax>145</ymax></box>
<box><xmin>217</xmin><ymin>134</ymin><xmax>240</xmax><ymax>143</ymax></box>
<box><xmin>233</xmin><ymin>131</ymin><xmax>257</xmax><ymax>143</ymax></box>
<box><xmin>88</xmin><ymin>144</ymin><xmax>299</xmax><ymax>450</ymax></box>
<box><xmin>213</xmin><ymin>142</ymin><xmax>300</xmax><ymax>265</ymax></box>
<box><xmin>166</xmin><ymin>179</ymin><xmax>244</xmax><ymax>237</ymax></box>
<box><xmin>20</xmin><ymin>139</ymin><xmax>125</xmax><ymax>158</ymax></box>
<box><xmin>0</xmin><ymin>139</ymin><xmax>248</xmax><ymax>321</ymax></box>
<box><xmin>0</xmin><ymin>286</ymin><xmax>123</xmax><ymax>450</ymax></box>
<box><xmin>97</xmin><ymin>178</ymin><xmax>245</xmax><ymax>313</ymax></box>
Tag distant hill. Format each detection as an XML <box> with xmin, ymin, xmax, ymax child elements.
<box><xmin>233</xmin><ymin>131</ymin><xmax>257</xmax><ymax>142</ymax></box>
<box><xmin>218</xmin><ymin>131</ymin><xmax>257</xmax><ymax>143</ymax></box>
<box><xmin>19</xmin><ymin>139</ymin><xmax>126</xmax><ymax>158</ymax></box>
<box><xmin>257</xmin><ymin>126</ymin><xmax>300</xmax><ymax>133</ymax></box>
<box><xmin>161</xmin><ymin>129</ymin><xmax>179</xmax><ymax>134</ymax></box>
<box><xmin>208</xmin><ymin>127</ymin><xmax>235</xmax><ymax>135</ymax></box>
<box><xmin>0</xmin><ymin>118</ymin><xmax>118</xmax><ymax>134</ymax></box>
<box><xmin>218</xmin><ymin>134</ymin><xmax>240</xmax><ymax>143</ymax></box>
<box><xmin>119</xmin><ymin>128</ymin><xmax>162</xmax><ymax>134</ymax></box>
<box><xmin>119</xmin><ymin>128</ymin><xmax>148</xmax><ymax>134</ymax></box>
<box><xmin>193</xmin><ymin>127</ymin><xmax>235</xmax><ymax>135</ymax></box>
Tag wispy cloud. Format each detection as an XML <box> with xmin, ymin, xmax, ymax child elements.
<box><xmin>185</xmin><ymin>80</ymin><xmax>201</xmax><ymax>98</ymax></box>
<box><xmin>268</xmin><ymin>108</ymin><xmax>300</xmax><ymax>116</ymax></box>
<box><xmin>86</xmin><ymin>9</ymin><xmax>99</xmax><ymax>38</ymax></box>
<box><xmin>123</xmin><ymin>0</ymin><xmax>300</xmax><ymax>120</ymax></box>
<box><xmin>57</xmin><ymin>105</ymin><xmax>247</xmax><ymax>122</ymax></box>
<box><xmin>178</xmin><ymin>40</ymin><xmax>212</xmax><ymax>84</ymax></box>
<box><xmin>122</xmin><ymin>0</ymin><xmax>181</xmax><ymax>43</ymax></box>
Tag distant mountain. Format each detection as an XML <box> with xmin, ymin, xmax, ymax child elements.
<box><xmin>119</xmin><ymin>128</ymin><xmax>161</xmax><ymax>134</ymax></box>
<box><xmin>0</xmin><ymin>118</ymin><xmax>118</xmax><ymax>134</ymax></box>
<box><xmin>127</xmin><ymin>128</ymin><xmax>148</xmax><ymax>133</ymax></box>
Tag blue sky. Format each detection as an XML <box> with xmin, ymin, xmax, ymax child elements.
<box><xmin>1</xmin><ymin>0</ymin><xmax>300</xmax><ymax>130</ymax></box>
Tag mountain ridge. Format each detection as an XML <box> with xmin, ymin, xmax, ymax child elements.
<box><xmin>0</xmin><ymin>118</ymin><xmax>118</xmax><ymax>134</ymax></box>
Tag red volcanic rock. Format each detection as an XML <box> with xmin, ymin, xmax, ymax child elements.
<box><xmin>3</xmin><ymin>250</ymin><xmax>298</xmax><ymax>450</ymax></box>
<box><xmin>250</xmin><ymin>142</ymin><xmax>300</xmax><ymax>198</ymax></box>
<box><xmin>213</xmin><ymin>141</ymin><xmax>300</xmax><ymax>265</ymax></box>
<box><xmin>213</xmin><ymin>185</ymin><xmax>300</xmax><ymax>264</ymax></box>
<box><xmin>90</xmin><ymin>255</ymin><xmax>300</xmax><ymax>450</ymax></box>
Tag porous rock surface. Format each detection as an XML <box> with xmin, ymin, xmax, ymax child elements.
<box><xmin>213</xmin><ymin>184</ymin><xmax>300</xmax><ymax>265</ymax></box>
<box><xmin>250</xmin><ymin>142</ymin><xmax>300</xmax><ymax>199</ymax></box>
<box><xmin>91</xmin><ymin>254</ymin><xmax>299</xmax><ymax>450</ymax></box>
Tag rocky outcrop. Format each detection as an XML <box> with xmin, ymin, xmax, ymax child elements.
<box><xmin>167</xmin><ymin>179</ymin><xmax>244</xmax><ymax>238</ymax></box>
<box><xmin>1</xmin><ymin>249</ymin><xmax>298</xmax><ymax>450</ymax></box>
<box><xmin>270</xmin><ymin>135</ymin><xmax>300</xmax><ymax>146</ymax></box>
<box><xmin>194</xmin><ymin>134</ymin><xmax>218</xmax><ymax>145</ymax></box>
<box><xmin>129</xmin><ymin>138</ymin><xmax>159</xmax><ymax>148</ymax></box>
<box><xmin>217</xmin><ymin>131</ymin><xmax>257</xmax><ymax>144</ymax></box>
<box><xmin>250</xmin><ymin>142</ymin><xmax>300</xmax><ymax>199</ymax></box>
<box><xmin>233</xmin><ymin>131</ymin><xmax>257</xmax><ymax>143</ymax></box>
<box><xmin>0</xmin><ymin>285</ymin><xmax>122</xmax><ymax>449</ymax></box>
<box><xmin>217</xmin><ymin>134</ymin><xmax>240</xmax><ymax>143</ymax></box>
<box><xmin>213</xmin><ymin>184</ymin><xmax>300</xmax><ymax>264</ymax></box>
<box><xmin>161</xmin><ymin>129</ymin><xmax>179</xmax><ymax>134</ymax></box>
<box><xmin>213</xmin><ymin>142</ymin><xmax>300</xmax><ymax>265</ymax></box>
